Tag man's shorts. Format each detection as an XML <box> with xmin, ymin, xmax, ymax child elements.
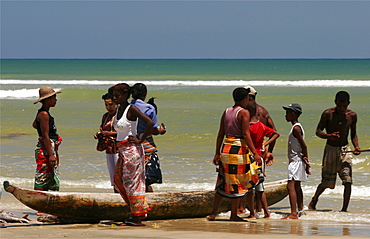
<box><xmin>255</xmin><ymin>181</ymin><xmax>264</xmax><ymax>192</ymax></box>
<box><xmin>321</xmin><ymin>144</ymin><xmax>352</xmax><ymax>189</ymax></box>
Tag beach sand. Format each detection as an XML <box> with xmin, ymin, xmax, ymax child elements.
<box><xmin>1</xmin><ymin>209</ymin><xmax>369</xmax><ymax>239</ymax></box>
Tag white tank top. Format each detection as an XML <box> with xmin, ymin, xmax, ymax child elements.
<box><xmin>288</xmin><ymin>122</ymin><xmax>305</xmax><ymax>162</ymax></box>
<box><xmin>114</xmin><ymin>105</ymin><xmax>138</xmax><ymax>141</ymax></box>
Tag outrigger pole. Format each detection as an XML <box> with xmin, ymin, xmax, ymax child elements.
<box><xmin>342</xmin><ymin>149</ymin><xmax>370</xmax><ymax>153</ymax></box>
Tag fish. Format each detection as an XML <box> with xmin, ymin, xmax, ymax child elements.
<box><xmin>0</xmin><ymin>210</ymin><xmax>30</xmax><ymax>223</ymax></box>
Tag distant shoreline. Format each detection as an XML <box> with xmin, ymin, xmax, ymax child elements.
<box><xmin>1</xmin><ymin>58</ymin><xmax>370</xmax><ymax>60</ymax></box>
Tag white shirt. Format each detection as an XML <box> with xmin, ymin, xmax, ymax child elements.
<box><xmin>288</xmin><ymin>122</ymin><xmax>305</xmax><ymax>162</ymax></box>
<box><xmin>114</xmin><ymin>105</ymin><xmax>138</xmax><ymax>141</ymax></box>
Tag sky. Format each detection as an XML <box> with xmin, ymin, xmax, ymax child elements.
<box><xmin>1</xmin><ymin>0</ymin><xmax>370</xmax><ymax>59</ymax></box>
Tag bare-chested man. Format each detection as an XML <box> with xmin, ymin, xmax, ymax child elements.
<box><xmin>308</xmin><ymin>91</ymin><xmax>361</xmax><ymax>212</ymax></box>
<box><xmin>239</xmin><ymin>86</ymin><xmax>279</xmax><ymax>218</ymax></box>
<box><xmin>245</xmin><ymin>86</ymin><xmax>276</xmax><ymax>166</ymax></box>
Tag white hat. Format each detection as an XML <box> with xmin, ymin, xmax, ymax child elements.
<box><xmin>244</xmin><ymin>85</ymin><xmax>257</xmax><ymax>96</ymax></box>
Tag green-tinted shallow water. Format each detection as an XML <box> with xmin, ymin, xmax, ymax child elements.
<box><xmin>1</xmin><ymin>59</ymin><xmax>369</xmax><ymax>226</ymax></box>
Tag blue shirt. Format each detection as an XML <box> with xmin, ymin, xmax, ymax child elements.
<box><xmin>130</xmin><ymin>99</ymin><xmax>158</xmax><ymax>133</ymax></box>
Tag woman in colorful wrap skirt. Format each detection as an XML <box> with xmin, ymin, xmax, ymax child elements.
<box><xmin>206</xmin><ymin>87</ymin><xmax>262</xmax><ymax>221</ymax></box>
<box><xmin>32</xmin><ymin>86</ymin><xmax>62</xmax><ymax>192</ymax></box>
<box><xmin>112</xmin><ymin>83</ymin><xmax>154</xmax><ymax>226</ymax></box>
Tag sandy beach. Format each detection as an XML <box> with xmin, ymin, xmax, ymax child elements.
<box><xmin>2</xmin><ymin>219</ymin><xmax>369</xmax><ymax>239</ymax></box>
<box><xmin>1</xmin><ymin>208</ymin><xmax>369</xmax><ymax>239</ymax></box>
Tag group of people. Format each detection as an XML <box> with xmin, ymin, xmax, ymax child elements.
<box><xmin>205</xmin><ymin>86</ymin><xmax>361</xmax><ymax>221</ymax></box>
<box><xmin>32</xmin><ymin>84</ymin><xmax>361</xmax><ymax>225</ymax></box>
<box><xmin>33</xmin><ymin>83</ymin><xmax>166</xmax><ymax>226</ymax></box>
<box><xmin>94</xmin><ymin>84</ymin><xmax>166</xmax><ymax>194</ymax></box>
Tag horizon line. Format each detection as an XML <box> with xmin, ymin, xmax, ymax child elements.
<box><xmin>1</xmin><ymin>57</ymin><xmax>370</xmax><ymax>60</ymax></box>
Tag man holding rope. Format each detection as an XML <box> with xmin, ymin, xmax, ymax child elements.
<box><xmin>308</xmin><ymin>91</ymin><xmax>361</xmax><ymax>212</ymax></box>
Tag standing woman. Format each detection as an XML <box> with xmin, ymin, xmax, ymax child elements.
<box><xmin>32</xmin><ymin>86</ymin><xmax>62</xmax><ymax>191</ymax></box>
<box><xmin>94</xmin><ymin>92</ymin><xmax>118</xmax><ymax>192</ymax></box>
<box><xmin>206</xmin><ymin>87</ymin><xmax>262</xmax><ymax>221</ymax></box>
<box><xmin>112</xmin><ymin>83</ymin><xmax>154</xmax><ymax>226</ymax></box>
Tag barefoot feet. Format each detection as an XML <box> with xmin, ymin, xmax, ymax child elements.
<box><xmin>308</xmin><ymin>198</ymin><xmax>318</xmax><ymax>210</ymax></box>
<box><xmin>282</xmin><ymin>214</ymin><xmax>299</xmax><ymax>219</ymax></box>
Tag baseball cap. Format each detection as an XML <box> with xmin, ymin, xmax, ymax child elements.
<box><xmin>282</xmin><ymin>103</ymin><xmax>302</xmax><ymax>114</ymax></box>
<box><xmin>244</xmin><ymin>85</ymin><xmax>257</xmax><ymax>96</ymax></box>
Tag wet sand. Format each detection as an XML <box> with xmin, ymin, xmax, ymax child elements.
<box><xmin>1</xmin><ymin>209</ymin><xmax>369</xmax><ymax>238</ymax></box>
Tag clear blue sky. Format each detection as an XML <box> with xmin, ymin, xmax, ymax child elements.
<box><xmin>1</xmin><ymin>0</ymin><xmax>370</xmax><ymax>59</ymax></box>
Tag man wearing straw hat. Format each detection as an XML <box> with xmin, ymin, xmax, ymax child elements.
<box><xmin>32</xmin><ymin>86</ymin><xmax>63</xmax><ymax>192</ymax></box>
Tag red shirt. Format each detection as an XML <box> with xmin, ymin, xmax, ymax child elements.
<box><xmin>249</xmin><ymin>121</ymin><xmax>275</xmax><ymax>156</ymax></box>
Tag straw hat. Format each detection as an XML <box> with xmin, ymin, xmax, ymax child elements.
<box><xmin>33</xmin><ymin>86</ymin><xmax>61</xmax><ymax>104</ymax></box>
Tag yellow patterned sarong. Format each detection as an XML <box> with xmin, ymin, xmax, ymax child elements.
<box><xmin>216</xmin><ymin>137</ymin><xmax>262</xmax><ymax>198</ymax></box>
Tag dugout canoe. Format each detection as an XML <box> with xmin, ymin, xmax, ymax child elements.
<box><xmin>3</xmin><ymin>180</ymin><xmax>287</xmax><ymax>221</ymax></box>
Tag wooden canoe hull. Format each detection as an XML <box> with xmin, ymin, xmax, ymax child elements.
<box><xmin>3</xmin><ymin>180</ymin><xmax>287</xmax><ymax>221</ymax></box>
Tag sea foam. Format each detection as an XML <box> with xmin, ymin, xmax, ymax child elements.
<box><xmin>1</xmin><ymin>79</ymin><xmax>369</xmax><ymax>99</ymax></box>
<box><xmin>0</xmin><ymin>88</ymin><xmax>61</xmax><ymax>99</ymax></box>
<box><xmin>1</xmin><ymin>79</ymin><xmax>370</xmax><ymax>87</ymax></box>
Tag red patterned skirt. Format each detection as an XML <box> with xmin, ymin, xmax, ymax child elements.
<box><xmin>34</xmin><ymin>136</ymin><xmax>62</xmax><ymax>191</ymax></box>
<box><xmin>114</xmin><ymin>141</ymin><xmax>150</xmax><ymax>217</ymax></box>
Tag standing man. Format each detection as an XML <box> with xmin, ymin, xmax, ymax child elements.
<box><xmin>131</xmin><ymin>83</ymin><xmax>166</xmax><ymax>192</ymax></box>
<box><xmin>239</xmin><ymin>86</ymin><xmax>278</xmax><ymax>217</ymax></box>
<box><xmin>308</xmin><ymin>91</ymin><xmax>361</xmax><ymax>212</ymax></box>
<box><xmin>244</xmin><ymin>86</ymin><xmax>276</xmax><ymax>166</ymax></box>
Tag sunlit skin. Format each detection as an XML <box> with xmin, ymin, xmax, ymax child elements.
<box><xmin>104</xmin><ymin>98</ymin><xmax>117</xmax><ymax>115</ymax></box>
<box><xmin>309</xmin><ymin>95</ymin><xmax>361</xmax><ymax>212</ymax></box>
<box><xmin>100</xmin><ymin>99</ymin><xmax>117</xmax><ymax>137</ymax></box>
<box><xmin>94</xmin><ymin>98</ymin><xmax>117</xmax><ymax>139</ymax></box>
<box><xmin>31</xmin><ymin>94</ymin><xmax>59</xmax><ymax>191</ymax></box>
<box><xmin>315</xmin><ymin>100</ymin><xmax>360</xmax><ymax>153</ymax></box>
<box><xmin>283</xmin><ymin>109</ymin><xmax>309</xmax><ymax>219</ymax></box>
<box><xmin>207</xmin><ymin>91</ymin><xmax>262</xmax><ymax>222</ymax></box>
<box><xmin>32</xmin><ymin>95</ymin><xmax>58</xmax><ymax>168</ymax></box>
<box><xmin>112</xmin><ymin>85</ymin><xmax>154</xmax><ymax>225</ymax></box>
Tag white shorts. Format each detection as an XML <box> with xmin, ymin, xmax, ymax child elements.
<box><xmin>288</xmin><ymin>160</ymin><xmax>307</xmax><ymax>182</ymax></box>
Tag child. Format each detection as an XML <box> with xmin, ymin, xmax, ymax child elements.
<box><xmin>246</xmin><ymin>119</ymin><xmax>280</xmax><ymax>218</ymax></box>
<box><xmin>282</xmin><ymin>103</ymin><xmax>311</xmax><ymax>219</ymax></box>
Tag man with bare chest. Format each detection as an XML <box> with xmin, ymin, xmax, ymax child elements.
<box><xmin>308</xmin><ymin>91</ymin><xmax>361</xmax><ymax>212</ymax></box>
<box><xmin>244</xmin><ymin>86</ymin><xmax>276</xmax><ymax>166</ymax></box>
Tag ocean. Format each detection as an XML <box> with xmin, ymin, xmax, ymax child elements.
<box><xmin>1</xmin><ymin>59</ymin><xmax>370</xmax><ymax>235</ymax></box>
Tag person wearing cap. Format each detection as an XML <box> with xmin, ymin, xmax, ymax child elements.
<box><xmin>308</xmin><ymin>91</ymin><xmax>361</xmax><ymax>212</ymax></box>
<box><xmin>282</xmin><ymin>103</ymin><xmax>311</xmax><ymax>219</ymax></box>
<box><xmin>32</xmin><ymin>86</ymin><xmax>63</xmax><ymax>191</ymax></box>
<box><xmin>244</xmin><ymin>86</ymin><xmax>277</xmax><ymax>166</ymax></box>
<box><xmin>239</xmin><ymin>85</ymin><xmax>278</xmax><ymax>217</ymax></box>
<box><xmin>206</xmin><ymin>87</ymin><xmax>262</xmax><ymax>222</ymax></box>
<box><xmin>237</xmin><ymin>88</ymin><xmax>280</xmax><ymax>218</ymax></box>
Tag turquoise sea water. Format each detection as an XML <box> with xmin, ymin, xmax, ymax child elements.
<box><xmin>2</xmin><ymin>59</ymin><xmax>370</xmax><ymax>81</ymax></box>
<box><xmin>1</xmin><ymin>59</ymin><xmax>370</xmax><ymax>230</ymax></box>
